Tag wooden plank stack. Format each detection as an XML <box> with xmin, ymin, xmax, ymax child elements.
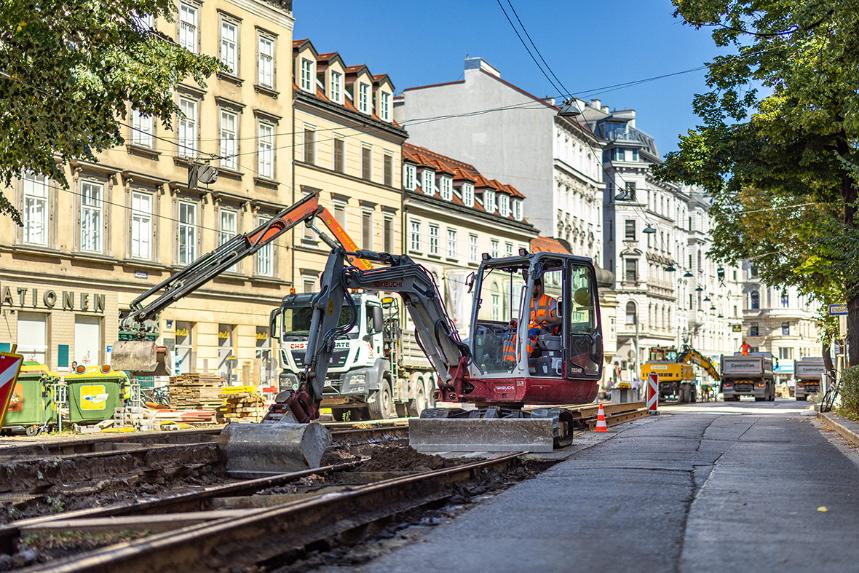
<box><xmin>169</xmin><ymin>373</ymin><xmax>225</xmax><ymax>411</ymax></box>
<box><xmin>217</xmin><ymin>386</ymin><xmax>267</xmax><ymax>423</ymax></box>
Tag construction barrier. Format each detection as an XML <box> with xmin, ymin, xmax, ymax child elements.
<box><xmin>646</xmin><ymin>373</ymin><xmax>659</xmax><ymax>415</ymax></box>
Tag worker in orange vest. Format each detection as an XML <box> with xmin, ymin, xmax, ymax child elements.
<box><xmin>740</xmin><ymin>341</ymin><xmax>751</xmax><ymax>356</ymax></box>
<box><xmin>503</xmin><ymin>277</ymin><xmax>561</xmax><ymax>363</ymax></box>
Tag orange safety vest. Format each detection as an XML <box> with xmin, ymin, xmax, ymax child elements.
<box><xmin>502</xmin><ymin>329</ymin><xmax>517</xmax><ymax>363</ymax></box>
<box><xmin>529</xmin><ymin>294</ymin><xmax>558</xmax><ymax>328</ymax></box>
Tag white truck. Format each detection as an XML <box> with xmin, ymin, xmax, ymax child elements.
<box><xmin>721</xmin><ymin>353</ymin><xmax>775</xmax><ymax>402</ymax></box>
<box><xmin>273</xmin><ymin>292</ymin><xmax>436</xmax><ymax>420</ymax></box>
<box><xmin>794</xmin><ymin>357</ymin><xmax>826</xmax><ymax>401</ymax></box>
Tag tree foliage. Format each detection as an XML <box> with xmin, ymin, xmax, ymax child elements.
<box><xmin>656</xmin><ymin>0</ymin><xmax>859</xmax><ymax>360</ymax></box>
<box><xmin>0</xmin><ymin>1</ymin><xmax>221</xmax><ymax>224</ymax></box>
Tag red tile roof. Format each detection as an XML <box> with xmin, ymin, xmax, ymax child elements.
<box><xmin>531</xmin><ymin>236</ymin><xmax>570</xmax><ymax>255</ymax></box>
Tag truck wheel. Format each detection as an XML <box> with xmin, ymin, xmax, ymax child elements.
<box><xmin>367</xmin><ymin>381</ymin><xmax>394</xmax><ymax>419</ymax></box>
<box><xmin>25</xmin><ymin>425</ymin><xmax>39</xmax><ymax>437</ymax></box>
<box><xmin>407</xmin><ymin>383</ymin><xmax>428</xmax><ymax>417</ymax></box>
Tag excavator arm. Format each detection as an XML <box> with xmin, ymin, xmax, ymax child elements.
<box><xmin>678</xmin><ymin>346</ymin><xmax>721</xmax><ymax>382</ymax></box>
<box><xmin>111</xmin><ymin>191</ymin><xmax>370</xmax><ymax>373</ymax></box>
<box><xmin>285</xmin><ymin>247</ymin><xmax>470</xmax><ymax>422</ymax></box>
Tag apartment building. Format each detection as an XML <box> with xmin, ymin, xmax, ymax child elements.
<box><xmin>290</xmin><ymin>39</ymin><xmax>407</xmax><ymax>291</ymax></box>
<box><xmin>2</xmin><ymin>0</ymin><xmax>294</xmax><ymax>385</ymax></box>
<box><xmin>742</xmin><ymin>262</ymin><xmax>821</xmax><ymax>381</ymax></box>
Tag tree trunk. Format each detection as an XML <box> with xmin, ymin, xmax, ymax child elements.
<box><xmin>837</xmin><ymin>130</ymin><xmax>857</xmax><ymax>367</ymax></box>
<box><xmin>848</xmin><ymin>296</ymin><xmax>859</xmax><ymax>367</ymax></box>
<box><xmin>822</xmin><ymin>340</ymin><xmax>835</xmax><ymax>379</ymax></box>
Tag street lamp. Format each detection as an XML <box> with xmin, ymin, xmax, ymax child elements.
<box><xmin>683</xmin><ymin>270</ymin><xmax>694</xmax><ymax>278</ymax></box>
<box><xmin>665</xmin><ymin>264</ymin><xmax>676</xmax><ymax>272</ymax></box>
<box><xmin>695</xmin><ymin>286</ymin><xmax>703</xmax><ymax>292</ymax></box>
<box><xmin>703</xmin><ymin>295</ymin><xmax>711</xmax><ymax>302</ymax></box>
<box><xmin>643</xmin><ymin>224</ymin><xmax>657</xmax><ymax>234</ymax></box>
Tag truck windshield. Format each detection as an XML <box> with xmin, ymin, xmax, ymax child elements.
<box><xmin>282</xmin><ymin>303</ymin><xmax>355</xmax><ymax>337</ymax></box>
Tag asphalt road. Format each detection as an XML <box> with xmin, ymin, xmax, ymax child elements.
<box><xmin>329</xmin><ymin>399</ymin><xmax>859</xmax><ymax>573</ymax></box>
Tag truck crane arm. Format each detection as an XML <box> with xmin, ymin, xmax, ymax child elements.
<box><xmin>111</xmin><ymin>191</ymin><xmax>370</xmax><ymax>373</ymax></box>
<box><xmin>283</xmin><ymin>246</ymin><xmax>470</xmax><ymax>422</ymax></box>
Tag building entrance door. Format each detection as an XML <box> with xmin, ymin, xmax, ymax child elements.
<box><xmin>75</xmin><ymin>316</ymin><xmax>101</xmax><ymax>366</ymax></box>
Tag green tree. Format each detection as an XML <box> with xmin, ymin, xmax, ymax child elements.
<box><xmin>0</xmin><ymin>1</ymin><xmax>221</xmax><ymax>224</ymax></box>
<box><xmin>656</xmin><ymin>0</ymin><xmax>859</xmax><ymax>364</ymax></box>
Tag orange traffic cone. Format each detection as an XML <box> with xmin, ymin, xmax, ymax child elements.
<box><xmin>594</xmin><ymin>403</ymin><xmax>608</xmax><ymax>433</ymax></box>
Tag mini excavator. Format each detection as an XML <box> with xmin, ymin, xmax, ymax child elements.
<box><xmin>112</xmin><ymin>191</ymin><xmax>604</xmax><ymax>475</ymax></box>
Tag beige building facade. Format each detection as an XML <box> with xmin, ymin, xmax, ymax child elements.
<box><xmin>1</xmin><ymin>0</ymin><xmax>295</xmax><ymax>386</ymax></box>
<box><xmin>290</xmin><ymin>39</ymin><xmax>407</xmax><ymax>292</ymax></box>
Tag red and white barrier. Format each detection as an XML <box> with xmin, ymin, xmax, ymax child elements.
<box><xmin>646</xmin><ymin>372</ymin><xmax>659</xmax><ymax>415</ymax></box>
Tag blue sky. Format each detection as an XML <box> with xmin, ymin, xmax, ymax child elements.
<box><xmin>294</xmin><ymin>0</ymin><xmax>723</xmax><ymax>154</ymax></box>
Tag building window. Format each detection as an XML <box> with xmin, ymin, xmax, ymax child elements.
<box><xmin>333</xmin><ymin>138</ymin><xmax>344</xmax><ymax>173</ymax></box>
<box><xmin>625</xmin><ymin>301</ymin><xmax>636</xmax><ymax>324</ymax></box>
<box><xmin>256</xmin><ymin>326</ymin><xmax>274</xmax><ymax>384</ymax></box>
<box><xmin>333</xmin><ymin>201</ymin><xmax>346</xmax><ymax>227</ymax></box>
<box><xmin>219</xmin><ymin>208</ymin><xmax>238</xmax><ymax>271</ymax></box>
<box><xmin>749</xmin><ymin>264</ymin><xmax>758</xmax><ymax>278</ymax></box>
<box><xmin>625</xmin><ymin>181</ymin><xmax>636</xmax><ymax>201</ymax></box>
<box><xmin>18</xmin><ymin>312</ymin><xmax>47</xmax><ymax>363</ymax></box>
<box><xmin>403</xmin><ymin>164</ymin><xmax>416</xmax><ymax>190</ymax></box>
<box><xmin>178</xmin><ymin>97</ymin><xmax>197</xmax><ymax>157</ymax></box>
<box><xmin>779</xmin><ymin>347</ymin><xmax>792</xmax><ymax>360</ymax></box>
<box><xmin>750</xmin><ymin>290</ymin><xmax>760</xmax><ymax>310</ymax></box>
<box><xmin>410</xmin><ymin>219</ymin><xmax>421</xmax><ymax>252</ymax></box>
<box><xmin>80</xmin><ymin>181</ymin><xmax>103</xmax><ymax>253</ymax></box>
<box><xmin>422</xmin><ymin>169</ymin><xmax>435</xmax><ymax>195</ymax></box>
<box><xmin>131</xmin><ymin>109</ymin><xmax>153</xmax><ymax>147</ymax></box>
<box><xmin>220</xmin><ymin>19</ymin><xmax>238</xmax><ymax>75</ymax></box>
<box><xmin>463</xmin><ymin>183</ymin><xmax>474</xmax><ymax>207</ymax></box>
<box><xmin>130</xmin><ymin>191</ymin><xmax>152</xmax><ymax>259</ymax></box>
<box><xmin>218</xmin><ymin>323</ymin><xmax>236</xmax><ymax>383</ymax></box>
<box><xmin>440</xmin><ymin>176</ymin><xmax>452</xmax><ymax>201</ymax></box>
<box><xmin>447</xmin><ymin>228</ymin><xmax>457</xmax><ymax>259</ymax></box>
<box><xmin>330</xmin><ymin>70</ymin><xmax>343</xmax><ymax>103</ymax></box>
<box><xmin>219</xmin><ymin>109</ymin><xmax>238</xmax><ymax>170</ymax></box>
<box><xmin>358</xmin><ymin>82</ymin><xmax>370</xmax><ymax>114</ymax></box>
<box><xmin>782</xmin><ymin>321</ymin><xmax>790</xmax><ymax>336</ymax></box>
<box><xmin>624</xmin><ymin>258</ymin><xmax>638</xmax><ymax>282</ymax></box>
<box><xmin>631</xmin><ymin>149</ymin><xmax>639</xmax><ymax>161</ymax></box>
<box><xmin>499</xmin><ymin>194</ymin><xmax>510</xmax><ymax>216</ymax></box>
<box><xmin>380</xmin><ymin>91</ymin><xmax>391</xmax><ymax>121</ymax></box>
<box><xmin>469</xmin><ymin>234</ymin><xmax>478</xmax><ymax>263</ymax></box>
<box><xmin>384</xmin><ymin>154</ymin><xmax>393</xmax><ymax>187</ymax></box>
<box><xmin>22</xmin><ymin>172</ymin><xmax>49</xmax><ymax>245</ymax></box>
<box><xmin>256</xmin><ymin>217</ymin><xmax>273</xmax><ymax>276</ymax></box>
<box><xmin>258</xmin><ymin>122</ymin><xmax>274</xmax><ymax>178</ymax></box>
<box><xmin>383</xmin><ymin>215</ymin><xmax>394</xmax><ymax>252</ymax></box>
<box><xmin>491</xmin><ymin>284</ymin><xmax>500</xmax><ymax>321</ymax></box>
<box><xmin>490</xmin><ymin>239</ymin><xmax>499</xmax><ymax>258</ymax></box>
<box><xmin>362</xmin><ymin>209</ymin><xmax>373</xmax><ymax>250</ymax></box>
<box><xmin>300</xmin><ymin>58</ymin><xmax>314</xmax><ymax>92</ymax></box>
<box><xmin>428</xmin><ymin>224</ymin><xmax>439</xmax><ymax>255</ymax></box>
<box><xmin>178</xmin><ymin>201</ymin><xmax>197</xmax><ymax>265</ymax></box>
<box><xmin>362</xmin><ymin>146</ymin><xmax>372</xmax><ymax>181</ymax></box>
<box><xmin>301</xmin><ymin>275</ymin><xmax>317</xmax><ymax>293</ymax></box>
<box><xmin>612</xmin><ymin>148</ymin><xmax>625</xmax><ymax>161</ymax></box>
<box><xmin>505</xmin><ymin>242</ymin><xmax>513</xmax><ymax>257</ymax></box>
<box><xmin>624</xmin><ymin>219</ymin><xmax>636</xmax><ymax>240</ymax></box>
<box><xmin>174</xmin><ymin>321</ymin><xmax>194</xmax><ymax>374</ymax></box>
<box><xmin>178</xmin><ymin>3</ymin><xmax>197</xmax><ymax>53</ymax></box>
<box><xmin>484</xmin><ymin>189</ymin><xmax>496</xmax><ymax>213</ymax></box>
<box><xmin>750</xmin><ymin>322</ymin><xmax>759</xmax><ymax>337</ymax></box>
<box><xmin>258</xmin><ymin>35</ymin><xmax>274</xmax><ymax>88</ymax></box>
<box><xmin>304</xmin><ymin>128</ymin><xmax>315</xmax><ymax>165</ymax></box>
<box><xmin>781</xmin><ymin>291</ymin><xmax>790</xmax><ymax>308</ymax></box>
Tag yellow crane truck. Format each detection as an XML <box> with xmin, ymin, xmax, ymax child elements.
<box><xmin>640</xmin><ymin>345</ymin><xmax>721</xmax><ymax>403</ymax></box>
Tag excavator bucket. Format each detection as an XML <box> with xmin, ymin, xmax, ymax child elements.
<box><xmin>218</xmin><ymin>420</ymin><xmax>331</xmax><ymax>478</ymax></box>
<box><xmin>110</xmin><ymin>341</ymin><xmax>172</xmax><ymax>376</ymax></box>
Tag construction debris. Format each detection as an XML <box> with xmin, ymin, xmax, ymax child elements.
<box><xmin>169</xmin><ymin>373</ymin><xmax>225</xmax><ymax>410</ymax></box>
<box><xmin>217</xmin><ymin>386</ymin><xmax>267</xmax><ymax>423</ymax></box>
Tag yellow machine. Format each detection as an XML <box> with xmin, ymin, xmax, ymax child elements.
<box><xmin>640</xmin><ymin>346</ymin><xmax>720</xmax><ymax>403</ymax></box>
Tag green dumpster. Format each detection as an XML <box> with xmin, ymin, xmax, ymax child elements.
<box><xmin>3</xmin><ymin>362</ymin><xmax>61</xmax><ymax>435</ymax></box>
<box><xmin>65</xmin><ymin>366</ymin><xmax>128</xmax><ymax>425</ymax></box>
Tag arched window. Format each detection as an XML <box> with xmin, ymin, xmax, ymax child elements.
<box><xmin>625</xmin><ymin>301</ymin><xmax>637</xmax><ymax>325</ymax></box>
<box><xmin>750</xmin><ymin>290</ymin><xmax>760</xmax><ymax>310</ymax></box>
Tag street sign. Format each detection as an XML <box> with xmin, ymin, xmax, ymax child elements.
<box><xmin>731</xmin><ymin>324</ymin><xmax>742</xmax><ymax>332</ymax></box>
<box><xmin>829</xmin><ymin>303</ymin><xmax>848</xmax><ymax>316</ymax></box>
<box><xmin>0</xmin><ymin>349</ymin><xmax>24</xmax><ymax>427</ymax></box>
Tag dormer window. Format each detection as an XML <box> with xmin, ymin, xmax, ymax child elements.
<box><xmin>403</xmin><ymin>164</ymin><xmax>416</xmax><ymax>190</ymax></box>
<box><xmin>358</xmin><ymin>83</ymin><xmax>370</xmax><ymax>114</ymax></box>
<box><xmin>462</xmin><ymin>183</ymin><xmax>474</xmax><ymax>207</ymax></box>
<box><xmin>380</xmin><ymin>91</ymin><xmax>391</xmax><ymax>121</ymax></box>
<box><xmin>300</xmin><ymin>58</ymin><xmax>314</xmax><ymax>93</ymax></box>
<box><xmin>422</xmin><ymin>169</ymin><xmax>435</xmax><ymax>196</ymax></box>
<box><xmin>330</xmin><ymin>70</ymin><xmax>343</xmax><ymax>103</ymax></box>
<box><xmin>484</xmin><ymin>189</ymin><xmax>496</xmax><ymax>213</ymax></box>
<box><xmin>513</xmin><ymin>199</ymin><xmax>523</xmax><ymax>221</ymax></box>
<box><xmin>440</xmin><ymin>176</ymin><xmax>452</xmax><ymax>201</ymax></box>
<box><xmin>499</xmin><ymin>194</ymin><xmax>510</xmax><ymax>217</ymax></box>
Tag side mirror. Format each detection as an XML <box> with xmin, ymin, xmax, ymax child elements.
<box><xmin>269</xmin><ymin>308</ymin><xmax>279</xmax><ymax>339</ymax></box>
<box><xmin>371</xmin><ymin>305</ymin><xmax>384</xmax><ymax>334</ymax></box>
<box><xmin>465</xmin><ymin>272</ymin><xmax>475</xmax><ymax>293</ymax></box>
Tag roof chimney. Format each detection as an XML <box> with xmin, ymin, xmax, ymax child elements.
<box><xmin>465</xmin><ymin>56</ymin><xmax>501</xmax><ymax>78</ymax></box>
<box><xmin>589</xmin><ymin>99</ymin><xmax>601</xmax><ymax>110</ymax></box>
<box><xmin>601</xmin><ymin>105</ymin><xmax>609</xmax><ymax>113</ymax></box>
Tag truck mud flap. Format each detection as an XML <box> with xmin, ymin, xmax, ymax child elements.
<box><xmin>408</xmin><ymin>417</ymin><xmax>555</xmax><ymax>453</ymax></box>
